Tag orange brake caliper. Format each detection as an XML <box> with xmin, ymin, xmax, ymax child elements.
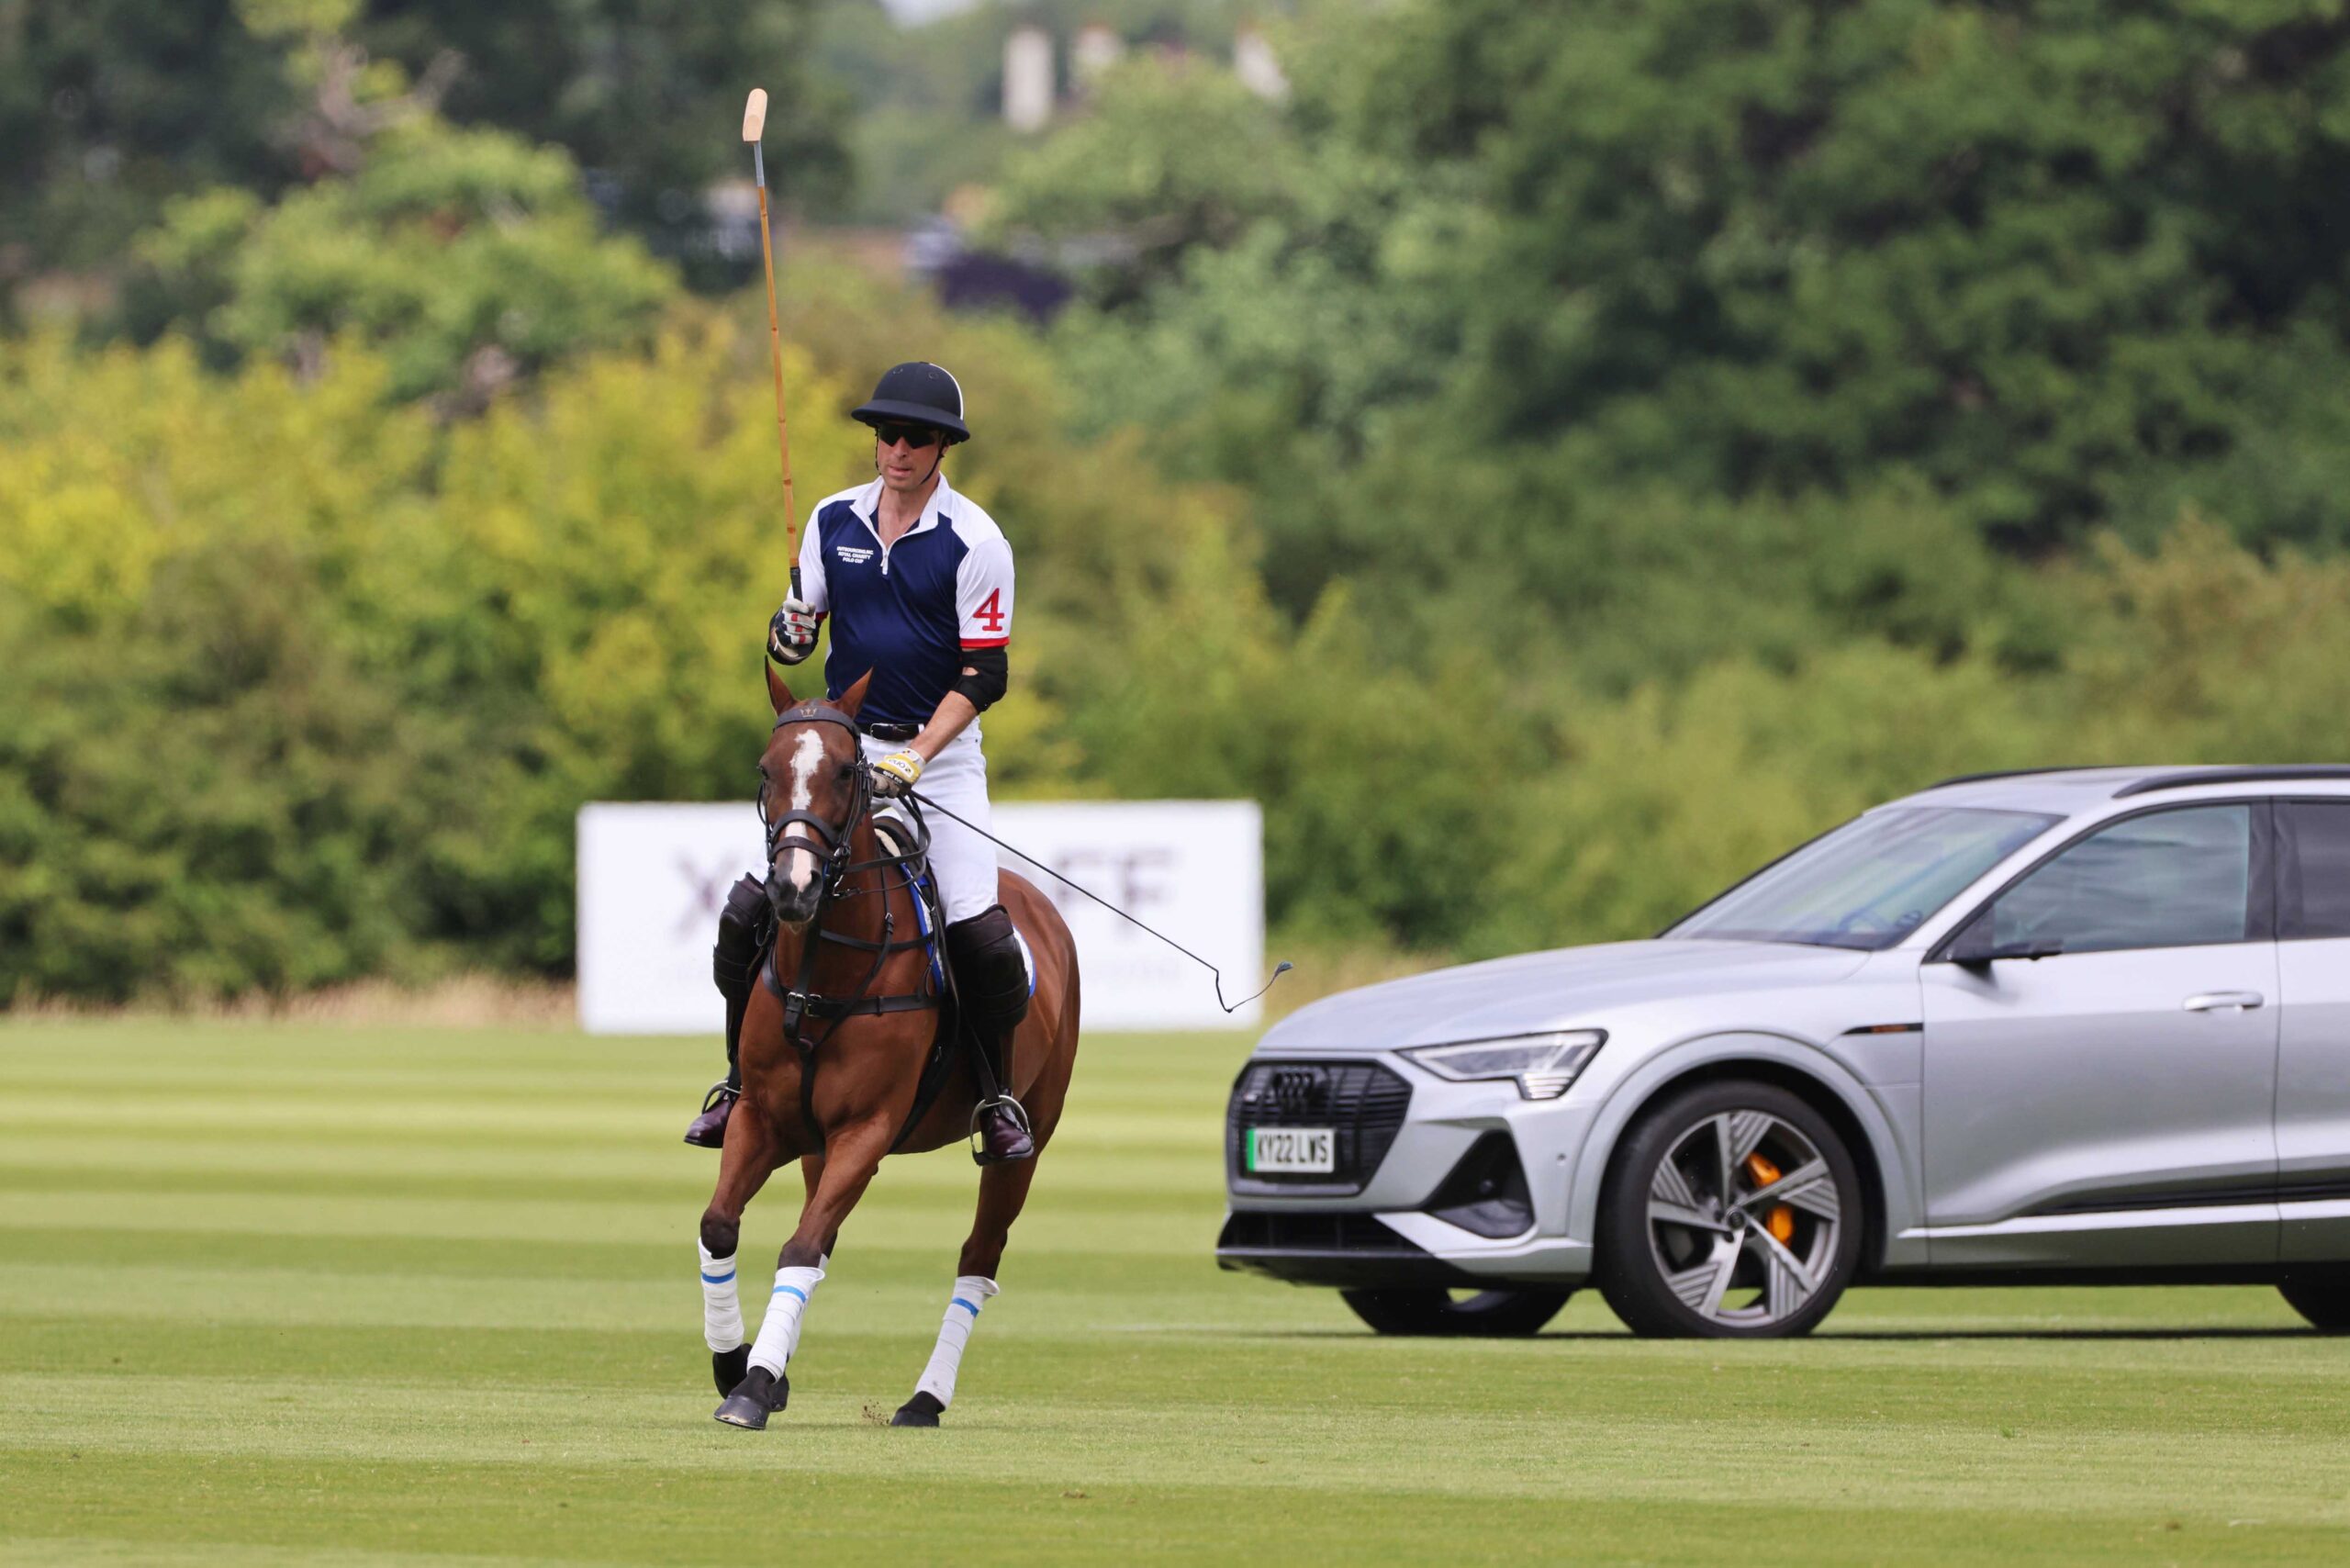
<box><xmin>1743</xmin><ymin>1152</ymin><xmax>1796</xmax><ymax>1244</ymax></box>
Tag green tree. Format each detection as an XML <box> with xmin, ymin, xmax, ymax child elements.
<box><xmin>990</xmin><ymin>56</ymin><xmax>1309</xmax><ymax>305</ymax></box>
<box><xmin>0</xmin><ymin>0</ymin><xmax>297</xmax><ymax>277</ymax></box>
<box><xmin>122</xmin><ymin>116</ymin><xmax>677</xmax><ymax>403</ymax></box>
<box><xmin>356</xmin><ymin>0</ymin><xmax>849</xmax><ymax>268</ymax></box>
<box><xmin>0</xmin><ymin>0</ymin><xmax>847</xmax><ymax>294</ymax></box>
<box><xmin>1042</xmin><ymin>0</ymin><xmax>2350</xmax><ymax>585</ymax></box>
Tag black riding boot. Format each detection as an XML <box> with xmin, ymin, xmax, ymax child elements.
<box><xmin>946</xmin><ymin>905</ymin><xmax>1035</xmax><ymax>1164</ymax></box>
<box><xmin>686</xmin><ymin>875</ymin><xmax>768</xmax><ymax>1148</ymax></box>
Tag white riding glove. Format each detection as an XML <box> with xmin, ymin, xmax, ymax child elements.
<box><xmin>767</xmin><ymin>599</ymin><xmax>820</xmax><ymax>665</ymax></box>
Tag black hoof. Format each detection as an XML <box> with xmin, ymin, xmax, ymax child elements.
<box><xmin>712</xmin><ymin>1344</ymin><xmax>749</xmax><ymax>1398</ymax></box>
<box><xmin>890</xmin><ymin>1391</ymin><xmax>944</xmax><ymax>1428</ymax></box>
<box><xmin>712</xmin><ymin>1364</ymin><xmax>789</xmax><ymax>1428</ymax></box>
<box><xmin>712</xmin><ymin>1391</ymin><xmax>767</xmax><ymax>1429</ymax></box>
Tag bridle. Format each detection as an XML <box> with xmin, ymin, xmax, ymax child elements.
<box><xmin>758</xmin><ymin>701</ymin><xmax>873</xmax><ymax>893</ymax></box>
<box><xmin>755</xmin><ymin>700</ymin><xmax>942</xmax><ymax>1154</ymax></box>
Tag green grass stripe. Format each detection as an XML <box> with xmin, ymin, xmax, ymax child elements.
<box><xmin>8</xmin><ymin>1368</ymin><xmax>2349</xmax><ymax>1518</ymax></box>
<box><xmin>17</xmin><ymin>1454</ymin><xmax>2337</xmax><ymax>1568</ymax></box>
<box><xmin>6</xmin><ymin>1019</ymin><xmax>2350</xmax><ymax>1564</ymax></box>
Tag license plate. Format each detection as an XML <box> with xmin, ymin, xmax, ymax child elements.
<box><xmin>1247</xmin><ymin>1126</ymin><xmax>1335</xmax><ymax>1174</ymax></box>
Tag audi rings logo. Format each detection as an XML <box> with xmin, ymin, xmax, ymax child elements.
<box><xmin>1264</xmin><ymin>1066</ymin><xmax>1327</xmax><ymax>1115</ymax></box>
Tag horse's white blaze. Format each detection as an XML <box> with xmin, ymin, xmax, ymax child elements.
<box><xmin>913</xmin><ymin>1274</ymin><xmax>1000</xmax><ymax>1408</ymax></box>
<box><xmin>779</xmin><ymin>728</ymin><xmax>825</xmax><ymax>890</ymax></box>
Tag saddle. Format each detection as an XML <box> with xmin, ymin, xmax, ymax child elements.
<box><xmin>871</xmin><ymin>814</ymin><xmax>1035</xmax><ymax>1153</ymax></box>
<box><xmin>874</xmin><ymin>816</ymin><xmax>965</xmax><ymax>1152</ymax></box>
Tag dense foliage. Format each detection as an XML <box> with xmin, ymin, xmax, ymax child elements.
<box><xmin>0</xmin><ymin>0</ymin><xmax>840</xmax><ymax>293</ymax></box>
<box><xmin>815</xmin><ymin>0</ymin><xmax>1266</xmax><ymax>226</ymax></box>
<box><xmin>122</xmin><ymin>118</ymin><xmax>677</xmax><ymax>403</ymax></box>
<box><xmin>1010</xmin><ymin>0</ymin><xmax>2350</xmax><ymax>589</ymax></box>
<box><xmin>6</xmin><ymin>0</ymin><xmax>2350</xmax><ymax>1003</ymax></box>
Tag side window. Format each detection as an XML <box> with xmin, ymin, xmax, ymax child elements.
<box><xmin>1986</xmin><ymin>805</ymin><xmax>2254</xmax><ymax>956</ymax></box>
<box><xmin>2282</xmin><ymin>801</ymin><xmax>2350</xmax><ymax>940</ymax></box>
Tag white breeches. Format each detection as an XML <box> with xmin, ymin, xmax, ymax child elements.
<box><xmin>864</xmin><ymin>728</ymin><xmax>997</xmax><ymax>924</ymax></box>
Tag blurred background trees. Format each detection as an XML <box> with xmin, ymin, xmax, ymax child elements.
<box><xmin>5</xmin><ymin>0</ymin><xmax>2350</xmax><ymax>1002</ymax></box>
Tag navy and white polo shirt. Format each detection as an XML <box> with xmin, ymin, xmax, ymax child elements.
<box><xmin>794</xmin><ymin>473</ymin><xmax>1015</xmax><ymax>731</ymax></box>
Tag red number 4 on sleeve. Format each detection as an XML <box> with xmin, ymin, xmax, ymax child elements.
<box><xmin>974</xmin><ymin>588</ymin><xmax>1005</xmax><ymax>633</ymax></box>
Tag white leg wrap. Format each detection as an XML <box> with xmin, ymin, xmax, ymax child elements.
<box><xmin>699</xmin><ymin>1244</ymin><xmax>744</xmax><ymax>1352</ymax></box>
<box><xmin>914</xmin><ymin>1275</ymin><xmax>1000</xmax><ymax>1409</ymax></box>
<box><xmin>746</xmin><ymin>1264</ymin><xmax>825</xmax><ymax>1376</ymax></box>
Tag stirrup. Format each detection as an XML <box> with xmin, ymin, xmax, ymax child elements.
<box><xmin>969</xmin><ymin>1094</ymin><xmax>1034</xmax><ymax>1165</ymax></box>
<box><xmin>684</xmin><ymin>1081</ymin><xmax>740</xmax><ymax>1148</ymax></box>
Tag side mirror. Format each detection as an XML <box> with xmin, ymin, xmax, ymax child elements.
<box><xmin>1943</xmin><ymin>909</ymin><xmax>1996</xmax><ymax>968</ymax></box>
<box><xmin>1942</xmin><ymin>907</ymin><xmax>2065</xmax><ymax>967</ymax></box>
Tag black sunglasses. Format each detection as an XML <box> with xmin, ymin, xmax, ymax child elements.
<box><xmin>872</xmin><ymin>421</ymin><xmax>943</xmax><ymax>451</ymax></box>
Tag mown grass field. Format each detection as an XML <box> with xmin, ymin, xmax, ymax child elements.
<box><xmin>4</xmin><ymin>1020</ymin><xmax>2349</xmax><ymax>1565</ymax></box>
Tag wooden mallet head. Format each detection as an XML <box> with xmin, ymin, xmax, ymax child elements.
<box><xmin>743</xmin><ymin>88</ymin><xmax>768</xmax><ymax>142</ymax></box>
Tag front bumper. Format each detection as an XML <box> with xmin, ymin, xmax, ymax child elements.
<box><xmin>1214</xmin><ymin>1207</ymin><xmax>1596</xmax><ymax>1287</ymax></box>
<box><xmin>1214</xmin><ymin>1211</ymin><xmax>1481</xmax><ymax>1286</ymax></box>
<box><xmin>1216</xmin><ymin>1056</ymin><xmax>1599</xmax><ymax>1289</ymax></box>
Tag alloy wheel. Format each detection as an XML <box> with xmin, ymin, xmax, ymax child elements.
<box><xmin>1644</xmin><ymin>1109</ymin><xmax>1843</xmax><ymax>1331</ymax></box>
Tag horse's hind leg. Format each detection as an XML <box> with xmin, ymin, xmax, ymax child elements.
<box><xmin>699</xmin><ymin>1105</ymin><xmax>778</xmax><ymax>1409</ymax></box>
<box><xmin>891</xmin><ymin>1155</ymin><xmax>1043</xmax><ymax>1428</ymax></box>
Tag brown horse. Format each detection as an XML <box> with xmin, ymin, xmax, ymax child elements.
<box><xmin>696</xmin><ymin>666</ymin><xmax>1081</xmax><ymax>1429</ymax></box>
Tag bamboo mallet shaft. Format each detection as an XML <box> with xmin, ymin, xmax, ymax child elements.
<box><xmin>744</xmin><ymin>88</ymin><xmax>800</xmax><ymax>597</ymax></box>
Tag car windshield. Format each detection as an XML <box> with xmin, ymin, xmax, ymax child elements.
<box><xmin>1665</xmin><ymin>806</ymin><xmax>2062</xmax><ymax>951</ymax></box>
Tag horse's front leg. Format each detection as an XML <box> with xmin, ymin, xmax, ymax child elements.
<box><xmin>699</xmin><ymin>1101</ymin><xmax>779</xmax><ymax>1405</ymax></box>
<box><xmin>713</xmin><ymin>1116</ymin><xmax>893</xmax><ymax>1429</ymax></box>
<box><xmin>799</xmin><ymin>1152</ymin><xmax>844</xmax><ymax>1259</ymax></box>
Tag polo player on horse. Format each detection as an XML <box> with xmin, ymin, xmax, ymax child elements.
<box><xmin>686</xmin><ymin>361</ymin><xmax>1035</xmax><ymax>1164</ymax></box>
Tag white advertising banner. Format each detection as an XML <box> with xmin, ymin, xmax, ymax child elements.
<box><xmin>576</xmin><ymin>800</ymin><xmax>1264</xmax><ymax>1035</ymax></box>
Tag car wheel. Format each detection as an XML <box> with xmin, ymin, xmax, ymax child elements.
<box><xmin>2278</xmin><ymin>1272</ymin><xmax>2350</xmax><ymax>1333</ymax></box>
<box><xmin>1595</xmin><ymin>1078</ymin><xmax>1863</xmax><ymax>1339</ymax></box>
<box><xmin>1339</xmin><ymin>1286</ymin><xmax>1572</xmax><ymax>1338</ymax></box>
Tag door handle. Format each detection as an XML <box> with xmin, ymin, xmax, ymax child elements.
<box><xmin>2182</xmin><ymin>991</ymin><xmax>2265</xmax><ymax>1013</ymax></box>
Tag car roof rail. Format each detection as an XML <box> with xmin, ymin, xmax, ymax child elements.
<box><xmin>2111</xmin><ymin>766</ymin><xmax>2350</xmax><ymax>798</ymax></box>
<box><xmin>1926</xmin><ymin>765</ymin><xmax>2111</xmax><ymax>790</ymax></box>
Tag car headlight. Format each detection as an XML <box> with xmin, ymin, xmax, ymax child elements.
<box><xmin>1401</xmin><ymin>1030</ymin><xmax>1606</xmax><ymax>1101</ymax></box>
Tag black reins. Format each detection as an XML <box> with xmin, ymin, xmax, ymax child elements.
<box><xmin>757</xmin><ymin>701</ymin><xmax>941</xmax><ymax>1152</ymax></box>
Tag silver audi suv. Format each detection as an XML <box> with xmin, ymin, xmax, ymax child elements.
<box><xmin>1218</xmin><ymin>766</ymin><xmax>2350</xmax><ymax>1338</ymax></box>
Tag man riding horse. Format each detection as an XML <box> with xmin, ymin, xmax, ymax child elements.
<box><xmin>686</xmin><ymin>361</ymin><xmax>1035</xmax><ymax>1164</ymax></box>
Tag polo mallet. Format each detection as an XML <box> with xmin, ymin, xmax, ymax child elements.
<box><xmin>743</xmin><ymin>87</ymin><xmax>800</xmax><ymax>599</ymax></box>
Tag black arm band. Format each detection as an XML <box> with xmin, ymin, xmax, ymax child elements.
<box><xmin>952</xmin><ymin>646</ymin><xmax>1009</xmax><ymax>711</ymax></box>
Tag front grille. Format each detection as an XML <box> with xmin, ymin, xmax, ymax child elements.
<box><xmin>1225</xmin><ymin>1059</ymin><xmax>1412</xmax><ymax>1196</ymax></box>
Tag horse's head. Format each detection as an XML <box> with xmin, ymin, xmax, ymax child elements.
<box><xmin>758</xmin><ymin>666</ymin><xmax>874</xmax><ymax>927</ymax></box>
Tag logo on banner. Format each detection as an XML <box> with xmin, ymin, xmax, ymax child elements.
<box><xmin>1033</xmin><ymin>846</ymin><xmax>1172</xmax><ymax>930</ymax></box>
<box><xmin>675</xmin><ymin>855</ymin><xmax>740</xmax><ymax>935</ymax></box>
